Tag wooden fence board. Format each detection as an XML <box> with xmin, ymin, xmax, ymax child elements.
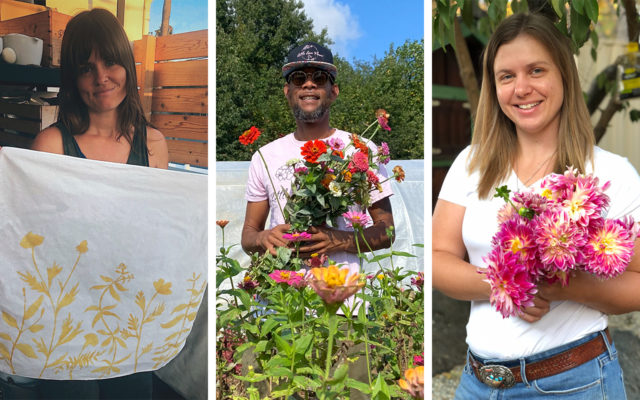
<box><xmin>151</xmin><ymin>88</ymin><xmax>207</xmax><ymax>114</ymax></box>
<box><xmin>155</xmin><ymin>30</ymin><xmax>207</xmax><ymax>61</ymax></box>
<box><xmin>166</xmin><ymin>139</ymin><xmax>208</xmax><ymax>167</ymax></box>
<box><xmin>153</xmin><ymin>60</ymin><xmax>207</xmax><ymax>87</ymax></box>
<box><xmin>151</xmin><ymin>114</ymin><xmax>207</xmax><ymax>141</ymax></box>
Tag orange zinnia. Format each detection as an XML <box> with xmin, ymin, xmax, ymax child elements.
<box><xmin>300</xmin><ymin>140</ymin><xmax>328</xmax><ymax>164</ymax></box>
<box><xmin>309</xmin><ymin>265</ymin><xmax>364</xmax><ymax>305</ymax></box>
<box><xmin>398</xmin><ymin>366</ymin><xmax>424</xmax><ymax>398</ymax></box>
<box><xmin>239</xmin><ymin>126</ymin><xmax>261</xmax><ymax>145</ymax></box>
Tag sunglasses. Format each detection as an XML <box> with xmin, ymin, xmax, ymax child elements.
<box><xmin>287</xmin><ymin>70</ymin><xmax>334</xmax><ymax>86</ymax></box>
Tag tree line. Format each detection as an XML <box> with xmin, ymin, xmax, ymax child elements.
<box><xmin>216</xmin><ymin>0</ymin><xmax>424</xmax><ymax>161</ymax></box>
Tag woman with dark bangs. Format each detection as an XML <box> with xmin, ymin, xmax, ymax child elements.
<box><xmin>32</xmin><ymin>8</ymin><xmax>168</xmax><ymax>169</ymax></box>
<box><xmin>0</xmin><ymin>8</ymin><xmax>165</xmax><ymax>400</ymax></box>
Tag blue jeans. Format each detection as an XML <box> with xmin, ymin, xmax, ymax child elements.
<box><xmin>454</xmin><ymin>330</ymin><xmax>626</xmax><ymax>399</ymax></box>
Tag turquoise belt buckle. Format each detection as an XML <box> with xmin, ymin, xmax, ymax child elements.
<box><xmin>478</xmin><ymin>364</ymin><xmax>516</xmax><ymax>389</ymax></box>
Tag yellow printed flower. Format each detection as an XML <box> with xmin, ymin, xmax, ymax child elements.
<box><xmin>20</xmin><ymin>232</ymin><xmax>44</xmax><ymax>249</ymax></box>
<box><xmin>76</xmin><ymin>240</ymin><xmax>88</xmax><ymax>254</ymax></box>
<box><xmin>309</xmin><ymin>265</ymin><xmax>364</xmax><ymax>305</ymax></box>
<box><xmin>398</xmin><ymin>366</ymin><xmax>424</xmax><ymax>398</ymax></box>
<box><xmin>153</xmin><ymin>279</ymin><xmax>172</xmax><ymax>295</ymax></box>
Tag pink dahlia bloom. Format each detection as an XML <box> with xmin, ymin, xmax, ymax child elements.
<box><xmin>283</xmin><ymin>231</ymin><xmax>312</xmax><ymax>242</ymax></box>
<box><xmin>497</xmin><ymin>191</ymin><xmax>548</xmax><ymax>224</ymax></box>
<box><xmin>483</xmin><ymin>248</ymin><xmax>537</xmax><ymax>318</ymax></box>
<box><xmin>343</xmin><ymin>211</ymin><xmax>370</xmax><ymax>228</ymax></box>
<box><xmin>351</xmin><ymin>151</ymin><xmax>369</xmax><ymax>172</ymax></box>
<box><xmin>559</xmin><ymin>175</ymin><xmax>610</xmax><ymax>227</ymax></box>
<box><xmin>493</xmin><ymin>217</ymin><xmax>538</xmax><ymax>262</ymax></box>
<box><xmin>582</xmin><ymin>218</ymin><xmax>637</xmax><ymax>279</ymax></box>
<box><xmin>535</xmin><ymin>208</ymin><xmax>586</xmax><ymax>272</ymax></box>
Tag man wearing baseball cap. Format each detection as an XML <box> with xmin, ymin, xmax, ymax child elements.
<box><xmin>241</xmin><ymin>41</ymin><xmax>394</xmax><ymax>399</ymax></box>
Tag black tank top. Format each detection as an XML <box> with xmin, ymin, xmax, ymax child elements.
<box><xmin>57</xmin><ymin>122</ymin><xmax>150</xmax><ymax>167</ymax></box>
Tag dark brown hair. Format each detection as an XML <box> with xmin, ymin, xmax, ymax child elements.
<box><xmin>58</xmin><ymin>8</ymin><xmax>148</xmax><ymax>146</ymax></box>
<box><xmin>468</xmin><ymin>13</ymin><xmax>594</xmax><ymax>199</ymax></box>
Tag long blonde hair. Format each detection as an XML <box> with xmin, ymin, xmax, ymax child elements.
<box><xmin>468</xmin><ymin>13</ymin><xmax>594</xmax><ymax>199</ymax></box>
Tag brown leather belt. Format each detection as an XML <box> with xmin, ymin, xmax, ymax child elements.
<box><xmin>470</xmin><ymin>329</ymin><xmax>612</xmax><ymax>389</ymax></box>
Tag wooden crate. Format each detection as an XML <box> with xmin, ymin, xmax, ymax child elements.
<box><xmin>0</xmin><ymin>9</ymin><xmax>72</xmax><ymax>67</ymax></box>
<box><xmin>0</xmin><ymin>0</ymin><xmax>47</xmax><ymax>21</ymax></box>
<box><xmin>0</xmin><ymin>101</ymin><xmax>58</xmax><ymax>148</ymax></box>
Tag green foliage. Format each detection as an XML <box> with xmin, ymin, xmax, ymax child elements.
<box><xmin>215</xmin><ymin>226</ymin><xmax>424</xmax><ymax>398</ymax></box>
<box><xmin>432</xmin><ymin>1</ymin><xmax>600</xmax><ymax>56</ymax></box>
<box><xmin>332</xmin><ymin>41</ymin><xmax>425</xmax><ymax>160</ymax></box>
<box><xmin>216</xmin><ymin>0</ymin><xmax>424</xmax><ymax>161</ymax></box>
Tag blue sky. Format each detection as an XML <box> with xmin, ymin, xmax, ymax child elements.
<box><xmin>149</xmin><ymin>0</ymin><xmax>423</xmax><ymax>64</ymax></box>
<box><xmin>299</xmin><ymin>0</ymin><xmax>424</xmax><ymax>63</ymax></box>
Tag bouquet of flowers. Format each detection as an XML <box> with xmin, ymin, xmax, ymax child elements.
<box><xmin>282</xmin><ymin>109</ymin><xmax>403</xmax><ymax>232</ymax></box>
<box><xmin>484</xmin><ymin>167</ymin><xmax>639</xmax><ymax>318</ymax></box>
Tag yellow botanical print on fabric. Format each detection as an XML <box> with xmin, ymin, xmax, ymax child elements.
<box><xmin>153</xmin><ymin>272</ymin><xmax>206</xmax><ymax>368</ymax></box>
<box><xmin>0</xmin><ymin>233</ymin><xmax>206</xmax><ymax>379</ymax></box>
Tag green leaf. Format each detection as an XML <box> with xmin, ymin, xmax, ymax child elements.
<box><xmin>371</xmin><ymin>374</ymin><xmax>391</xmax><ymax>400</ymax></box>
<box><xmin>254</xmin><ymin>340</ymin><xmax>269</xmax><ymax>353</ymax></box>
<box><xmin>368</xmin><ymin>253</ymin><xmax>392</xmax><ymax>263</ymax></box>
<box><xmin>570</xmin><ymin>6</ymin><xmax>591</xmax><ymax>48</ymax></box>
<box><xmin>266</xmin><ymin>366</ymin><xmax>293</xmax><ymax>378</ymax></box>
<box><xmin>260</xmin><ymin>318</ymin><xmax>280</xmax><ymax>337</ymax></box>
<box><xmin>585</xmin><ymin>0</ymin><xmax>598</xmax><ymax>22</ymax></box>
<box><xmin>460</xmin><ymin>0</ymin><xmax>473</xmax><ymax>27</ymax></box>
<box><xmin>293</xmin><ymin>375</ymin><xmax>322</xmax><ymax>389</ymax></box>
<box><xmin>551</xmin><ymin>0</ymin><xmax>564</xmax><ymax>17</ymax></box>
<box><xmin>630</xmin><ymin>109</ymin><xmax>640</xmax><ymax>122</ymax></box>
<box><xmin>273</xmin><ymin>333</ymin><xmax>293</xmax><ymax>356</ymax></box>
<box><xmin>391</xmin><ymin>251</ymin><xmax>417</xmax><ymax>258</ymax></box>
<box><xmin>326</xmin><ymin>362</ymin><xmax>349</xmax><ymax>385</ymax></box>
<box><xmin>346</xmin><ymin>378</ymin><xmax>372</xmax><ymax>394</ymax></box>
<box><xmin>573</xmin><ymin>0</ymin><xmax>585</xmax><ymax>14</ymax></box>
<box><xmin>294</xmin><ymin>334</ymin><xmax>313</xmax><ymax>355</ymax></box>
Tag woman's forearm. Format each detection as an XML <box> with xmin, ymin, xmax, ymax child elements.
<box><xmin>433</xmin><ymin>250</ymin><xmax>491</xmax><ymax>302</ymax></box>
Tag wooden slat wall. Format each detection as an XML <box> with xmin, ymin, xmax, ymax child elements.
<box><xmin>134</xmin><ymin>30</ymin><xmax>208</xmax><ymax>167</ymax></box>
<box><xmin>0</xmin><ymin>103</ymin><xmax>58</xmax><ymax>149</ymax></box>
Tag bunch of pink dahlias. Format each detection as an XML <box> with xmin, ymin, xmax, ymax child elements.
<box><xmin>484</xmin><ymin>167</ymin><xmax>639</xmax><ymax>318</ymax></box>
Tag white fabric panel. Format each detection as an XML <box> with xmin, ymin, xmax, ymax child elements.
<box><xmin>0</xmin><ymin>147</ymin><xmax>207</xmax><ymax>380</ymax></box>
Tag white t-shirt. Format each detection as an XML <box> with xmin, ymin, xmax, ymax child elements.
<box><xmin>439</xmin><ymin>145</ymin><xmax>640</xmax><ymax>359</ymax></box>
<box><xmin>245</xmin><ymin>129</ymin><xmax>393</xmax><ymax>277</ymax></box>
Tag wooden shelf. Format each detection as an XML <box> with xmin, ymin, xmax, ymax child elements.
<box><xmin>0</xmin><ymin>63</ymin><xmax>60</xmax><ymax>86</ymax></box>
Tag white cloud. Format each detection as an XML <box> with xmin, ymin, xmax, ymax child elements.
<box><xmin>300</xmin><ymin>0</ymin><xmax>362</xmax><ymax>58</ymax></box>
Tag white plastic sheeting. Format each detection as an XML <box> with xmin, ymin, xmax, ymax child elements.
<box><xmin>215</xmin><ymin>160</ymin><xmax>425</xmax><ymax>283</ymax></box>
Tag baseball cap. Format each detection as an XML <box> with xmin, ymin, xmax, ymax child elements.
<box><xmin>282</xmin><ymin>41</ymin><xmax>338</xmax><ymax>79</ymax></box>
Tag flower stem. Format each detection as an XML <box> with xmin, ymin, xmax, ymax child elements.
<box><xmin>257</xmin><ymin>148</ymin><xmax>285</xmax><ymax>219</ymax></box>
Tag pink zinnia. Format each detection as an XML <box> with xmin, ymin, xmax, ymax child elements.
<box><xmin>413</xmin><ymin>354</ymin><xmax>424</xmax><ymax>366</ymax></box>
<box><xmin>351</xmin><ymin>151</ymin><xmax>369</xmax><ymax>172</ymax></box>
<box><xmin>535</xmin><ymin>208</ymin><xmax>586</xmax><ymax>272</ymax></box>
<box><xmin>343</xmin><ymin>211</ymin><xmax>370</xmax><ymax>228</ymax></box>
<box><xmin>305</xmin><ymin>253</ymin><xmax>328</xmax><ymax>268</ymax></box>
<box><xmin>269</xmin><ymin>270</ymin><xmax>295</xmax><ymax>284</ymax></box>
<box><xmin>269</xmin><ymin>269</ymin><xmax>308</xmax><ymax>288</ymax></box>
<box><xmin>294</xmin><ymin>166</ymin><xmax>308</xmax><ymax>174</ymax></box>
<box><xmin>366</xmin><ymin>169</ymin><xmax>379</xmax><ymax>185</ymax></box>
<box><xmin>283</xmin><ymin>231</ymin><xmax>312</xmax><ymax>242</ymax></box>
<box><xmin>482</xmin><ymin>248</ymin><xmax>537</xmax><ymax>318</ymax></box>
<box><xmin>582</xmin><ymin>218</ymin><xmax>637</xmax><ymax>279</ymax></box>
<box><xmin>411</xmin><ymin>272</ymin><xmax>424</xmax><ymax>289</ymax></box>
<box><xmin>327</xmin><ymin>137</ymin><xmax>344</xmax><ymax>151</ymax></box>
